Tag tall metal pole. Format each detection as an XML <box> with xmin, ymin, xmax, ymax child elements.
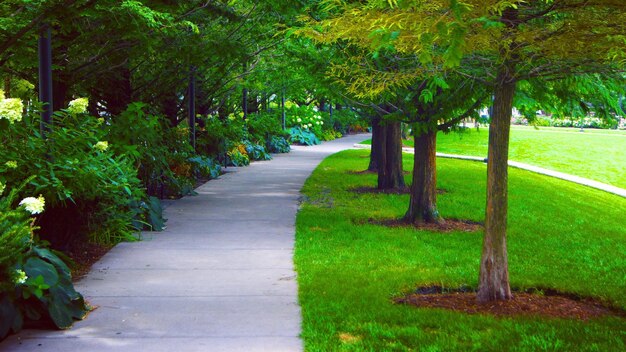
<box><xmin>242</xmin><ymin>61</ymin><xmax>248</xmax><ymax>120</ymax></box>
<box><xmin>38</xmin><ymin>24</ymin><xmax>53</xmax><ymax>138</ymax></box>
<box><xmin>188</xmin><ymin>68</ymin><xmax>196</xmax><ymax>151</ymax></box>
<box><xmin>329</xmin><ymin>100</ymin><xmax>333</xmax><ymax>128</ymax></box>
<box><xmin>242</xmin><ymin>87</ymin><xmax>248</xmax><ymax>120</ymax></box>
<box><xmin>281</xmin><ymin>87</ymin><xmax>286</xmax><ymax>130</ymax></box>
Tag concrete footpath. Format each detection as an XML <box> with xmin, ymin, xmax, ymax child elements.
<box><xmin>1</xmin><ymin>133</ymin><xmax>369</xmax><ymax>352</ymax></box>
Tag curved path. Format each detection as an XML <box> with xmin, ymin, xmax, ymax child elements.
<box><xmin>353</xmin><ymin>143</ymin><xmax>626</xmax><ymax>198</ymax></box>
<box><xmin>1</xmin><ymin>133</ymin><xmax>369</xmax><ymax>352</ymax></box>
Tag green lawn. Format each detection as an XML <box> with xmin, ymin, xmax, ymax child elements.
<box><xmin>361</xmin><ymin>126</ymin><xmax>626</xmax><ymax>188</ymax></box>
<box><xmin>296</xmin><ymin>149</ymin><xmax>626</xmax><ymax>351</ymax></box>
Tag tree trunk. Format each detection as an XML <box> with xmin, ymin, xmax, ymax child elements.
<box><xmin>404</xmin><ymin>129</ymin><xmax>442</xmax><ymax>224</ymax></box>
<box><xmin>368</xmin><ymin>116</ymin><xmax>382</xmax><ymax>172</ymax></box>
<box><xmin>377</xmin><ymin>120</ymin><xmax>405</xmax><ymax>189</ymax></box>
<box><xmin>163</xmin><ymin>93</ymin><xmax>179</xmax><ymax>126</ymax></box>
<box><xmin>3</xmin><ymin>76</ymin><xmax>10</xmax><ymax>97</ymax></box>
<box><xmin>52</xmin><ymin>75</ymin><xmax>69</xmax><ymax>112</ymax></box>
<box><xmin>477</xmin><ymin>64</ymin><xmax>516</xmax><ymax>303</ymax></box>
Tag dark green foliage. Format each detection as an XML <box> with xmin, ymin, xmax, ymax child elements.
<box><xmin>1</xmin><ymin>245</ymin><xmax>90</xmax><ymax>339</ymax></box>
<box><xmin>267</xmin><ymin>136</ymin><xmax>291</xmax><ymax>153</ymax></box>
<box><xmin>246</xmin><ymin>112</ymin><xmax>284</xmax><ymax>145</ymax></box>
<box><xmin>0</xmin><ymin>108</ymin><xmax>149</xmax><ymax>246</ymax></box>
<box><xmin>0</xmin><ymin>188</ymin><xmax>89</xmax><ymax>339</ymax></box>
<box><xmin>289</xmin><ymin>127</ymin><xmax>321</xmax><ymax>146</ymax></box>
<box><xmin>243</xmin><ymin>140</ymin><xmax>272</xmax><ymax>161</ymax></box>
<box><xmin>188</xmin><ymin>155</ymin><xmax>222</xmax><ymax>179</ymax></box>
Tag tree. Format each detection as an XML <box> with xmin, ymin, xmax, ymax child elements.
<box><xmin>296</xmin><ymin>0</ymin><xmax>626</xmax><ymax>302</ymax></box>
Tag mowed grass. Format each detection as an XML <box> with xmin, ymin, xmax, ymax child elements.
<box><xmin>295</xmin><ymin>149</ymin><xmax>626</xmax><ymax>351</ymax></box>
<box><xmin>361</xmin><ymin>126</ymin><xmax>626</xmax><ymax>188</ymax></box>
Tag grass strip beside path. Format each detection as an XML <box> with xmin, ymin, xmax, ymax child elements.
<box><xmin>295</xmin><ymin>149</ymin><xmax>626</xmax><ymax>351</ymax></box>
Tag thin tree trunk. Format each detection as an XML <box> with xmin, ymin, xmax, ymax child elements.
<box><xmin>377</xmin><ymin>120</ymin><xmax>405</xmax><ymax>189</ymax></box>
<box><xmin>368</xmin><ymin>116</ymin><xmax>381</xmax><ymax>172</ymax></box>
<box><xmin>477</xmin><ymin>64</ymin><xmax>516</xmax><ymax>303</ymax></box>
<box><xmin>404</xmin><ymin>129</ymin><xmax>442</xmax><ymax>224</ymax></box>
<box><xmin>3</xmin><ymin>76</ymin><xmax>10</xmax><ymax>97</ymax></box>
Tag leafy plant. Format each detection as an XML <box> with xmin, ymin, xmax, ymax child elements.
<box><xmin>243</xmin><ymin>140</ymin><xmax>272</xmax><ymax>161</ymax></box>
<box><xmin>0</xmin><ymin>184</ymin><xmax>90</xmax><ymax>339</ymax></box>
<box><xmin>267</xmin><ymin>136</ymin><xmax>291</xmax><ymax>153</ymax></box>
<box><xmin>289</xmin><ymin>126</ymin><xmax>321</xmax><ymax>146</ymax></box>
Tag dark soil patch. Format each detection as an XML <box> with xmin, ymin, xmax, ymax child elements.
<box><xmin>350</xmin><ymin>186</ymin><xmax>448</xmax><ymax>195</ymax></box>
<box><xmin>370</xmin><ymin>218</ymin><xmax>482</xmax><ymax>232</ymax></box>
<box><xmin>395</xmin><ymin>286</ymin><xmax>624</xmax><ymax>320</ymax></box>
<box><xmin>66</xmin><ymin>242</ymin><xmax>113</xmax><ymax>281</ymax></box>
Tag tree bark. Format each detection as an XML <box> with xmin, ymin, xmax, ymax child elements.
<box><xmin>368</xmin><ymin>116</ymin><xmax>382</xmax><ymax>172</ymax></box>
<box><xmin>3</xmin><ymin>76</ymin><xmax>10</xmax><ymax>97</ymax></box>
<box><xmin>404</xmin><ymin>129</ymin><xmax>442</xmax><ymax>224</ymax></box>
<box><xmin>377</xmin><ymin>120</ymin><xmax>405</xmax><ymax>189</ymax></box>
<box><xmin>477</xmin><ymin>64</ymin><xmax>516</xmax><ymax>303</ymax></box>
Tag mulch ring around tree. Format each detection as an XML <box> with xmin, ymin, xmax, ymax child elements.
<box><xmin>395</xmin><ymin>286</ymin><xmax>625</xmax><ymax>320</ymax></box>
<box><xmin>350</xmin><ymin>186</ymin><xmax>448</xmax><ymax>195</ymax></box>
<box><xmin>369</xmin><ymin>218</ymin><xmax>482</xmax><ymax>232</ymax></box>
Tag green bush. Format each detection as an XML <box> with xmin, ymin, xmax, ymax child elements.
<box><xmin>331</xmin><ymin>109</ymin><xmax>369</xmax><ymax>134</ymax></box>
<box><xmin>246</xmin><ymin>112</ymin><xmax>284</xmax><ymax>144</ymax></box>
<box><xmin>0</xmin><ymin>184</ymin><xmax>90</xmax><ymax>339</ymax></box>
<box><xmin>289</xmin><ymin>126</ymin><xmax>321</xmax><ymax>146</ymax></box>
<box><xmin>267</xmin><ymin>136</ymin><xmax>291</xmax><ymax>153</ymax></box>
<box><xmin>0</xmin><ymin>101</ymin><xmax>157</xmax><ymax>245</ymax></box>
<box><xmin>243</xmin><ymin>140</ymin><xmax>272</xmax><ymax>161</ymax></box>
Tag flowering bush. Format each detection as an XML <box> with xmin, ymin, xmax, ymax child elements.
<box><xmin>0</xmin><ymin>183</ymin><xmax>90</xmax><ymax>338</ymax></box>
<box><xmin>0</xmin><ymin>92</ymin><xmax>23</xmax><ymax>124</ymax></box>
<box><xmin>285</xmin><ymin>105</ymin><xmax>326</xmax><ymax>138</ymax></box>
<box><xmin>0</xmin><ymin>100</ymin><xmax>156</xmax><ymax>245</ymax></box>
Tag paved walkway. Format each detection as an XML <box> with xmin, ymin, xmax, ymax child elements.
<box><xmin>354</xmin><ymin>143</ymin><xmax>626</xmax><ymax>198</ymax></box>
<box><xmin>1</xmin><ymin>133</ymin><xmax>369</xmax><ymax>352</ymax></box>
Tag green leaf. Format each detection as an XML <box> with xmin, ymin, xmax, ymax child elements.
<box><xmin>24</xmin><ymin>257</ymin><xmax>59</xmax><ymax>288</ymax></box>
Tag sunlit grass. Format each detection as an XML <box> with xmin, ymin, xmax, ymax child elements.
<box><xmin>295</xmin><ymin>149</ymin><xmax>626</xmax><ymax>351</ymax></box>
<box><xmin>361</xmin><ymin>126</ymin><xmax>626</xmax><ymax>188</ymax></box>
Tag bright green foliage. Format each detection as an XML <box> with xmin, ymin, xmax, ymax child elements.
<box><xmin>296</xmin><ymin>149</ymin><xmax>626</xmax><ymax>351</ymax></box>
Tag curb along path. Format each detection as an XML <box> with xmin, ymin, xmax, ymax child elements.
<box><xmin>1</xmin><ymin>134</ymin><xmax>369</xmax><ymax>352</ymax></box>
<box><xmin>353</xmin><ymin>143</ymin><xmax>626</xmax><ymax>198</ymax></box>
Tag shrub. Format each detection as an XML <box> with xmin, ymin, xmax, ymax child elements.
<box><xmin>289</xmin><ymin>126</ymin><xmax>321</xmax><ymax>146</ymax></box>
<box><xmin>0</xmin><ymin>184</ymin><xmax>90</xmax><ymax>339</ymax></box>
<box><xmin>267</xmin><ymin>136</ymin><xmax>291</xmax><ymax>153</ymax></box>
<box><xmin>0</xmin><ymin>100</ymin><xmax>158</xmax><ymax>245</ymax></box>
<box><xmin>243</xmin><ymin>140</ymin><xmax>272</xmax><ymax>161</ymax></box>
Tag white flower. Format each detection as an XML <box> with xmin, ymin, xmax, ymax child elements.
<box><xmin>19</xmin><ymin>195</ymin><xmax>45</xmax><ymax>215</ymax></box>
<box><xmin>67</xmin><ymin>98</ymin><xmax>89</xmax><ymax>114</ymax></box>
<box><xmin>13</xmin><ymin>270</ymin><xmax>27</xmax><ymax>285</ymax></box>
<box><xmin>296</xmin><ymin>118</ymin><xmax>302</xmax><ymax>122</ymax></box>
<box><xmin>308</xmin><ymin>123</ymin><xmax>313</xmax><ymax>127</ymax></box>
<box><xmin>0</xmin><ymin>98</ymin><xmax>24</xmax><ymax>123</ymax></box>
<box><xmin>94</xmin><ymin>141</ymin><xmax>109</xmax><ymax>152</ymax></box>
<box><xmin>320</xmin><ymin>121</ymin><xmax>324</xmax><ymax>125</ymax></box>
